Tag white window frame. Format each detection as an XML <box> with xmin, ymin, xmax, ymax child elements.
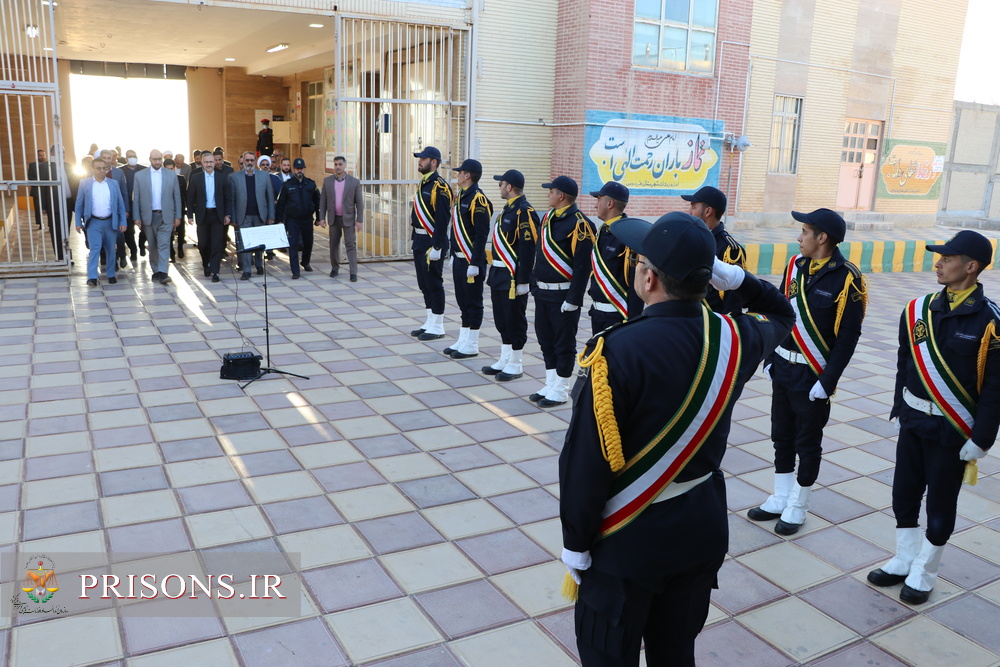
<box><xmin>769</xmin><ymin>95</ymin><xmax>803</xmax><ymax>175</ymax></box>
<box><xmin>632</xmin><ymin>0</ymin><xmax>719</xmax><ymax>74</ymax></box>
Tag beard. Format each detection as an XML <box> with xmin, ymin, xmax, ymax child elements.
<box><xmin>417</xmin><ymin>162</ymin><xmax>432</xmax><ymax>175</ymax></box>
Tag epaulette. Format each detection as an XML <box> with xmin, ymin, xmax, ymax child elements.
<box><xmin>722</xmin><ymin>237</ymin><xmax>746</xmax><ymax>268</ymax></box>
<box><xmin>570</xmin><ymin>213</ymin><xmax>595</xmax><ymax>254</ymax></box>
<box><xmin>833</xmin><ymin>263</ymin><xmax>868</xmax><ymax>335</ymax></box>
<box><xmin>978</xmin><ymin>299</ymin><xmax>1000</xmax><ymax>391</ymax></box>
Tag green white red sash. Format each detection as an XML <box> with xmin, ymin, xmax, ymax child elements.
<box><xmin>452</xmin><ymin>191</ymin><xmax>474</xmax><ymax>262</ymax></box>
<box><xmin>413</xmin><ymin>187</ymin><xmax>435</xmax><ymax>235</ymax></box>
<box><xmin>598</xmin><ymin>307</ymin><xmax>742</xmax><ymax>539</ymax></box>
<box><xmin>784</xmin><ymin>255</ymin><xmax>830</xmax><ymax>376</ymax></box>
<box><xmin>540</xmin><ymin>211</ymin><xmax>572</xmax><ymax>280</ymax></box>
<box><xmin>591</xmin><ymin>228</ymin><xmax>627</xmax><ymax>317</ymax></box>
<box><xmin>491</xmin><ymin>212</ymin><xmax>517</xmax><ymax>275</ymax></box>
<box><xmin>905</xmin><ymin>293</ymin><xmax>976</xmax><ymax>439</ymax></box>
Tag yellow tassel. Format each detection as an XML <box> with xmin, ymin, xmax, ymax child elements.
<box><xmin>560</xmin><ymin>571</ymin><xmax>579</xmax><ymax>601</ymax></box>
<box><xmin>467</xmin><ymin>276</ymin><xmax>475</xmax><ymax>284</ymax></box>
<box><xmin>834</xmin><ymin>273</ymin><xmax>869</xmax><ymax>337</ymax></box>
<box><xmin>577</xmin><ymin>337</ymin><xmax>625</xmax><ymax>472</ymax></box>
<box><xmin>977</xmin><ymin>320</ymin><xmax>997</xmax><ymax>393</ymax></box>
<box><xmin>963</xmin><ymin>460</ymin><xmax>979</xmax><ymax>486</ymax></box>
<box><xmin>509</xmin><ymin>280</ymin><xmax>516</xmax><ymax>300</ymax></box>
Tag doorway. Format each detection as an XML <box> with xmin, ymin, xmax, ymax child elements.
<box><xmin>836</xmin><ymin>119</ymin><xmax>881</xmax><ymax>210</ymax></box>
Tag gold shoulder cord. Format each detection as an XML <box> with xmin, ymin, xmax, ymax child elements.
<box><xmin>963</xmin><ymin>310</ymin><xmax>999</xmax><ymax>487</ymax></box>
<box><xmin>834</xmin><ymin>270</ymin><xmax>869</xmax><ymax>336</ymax></box>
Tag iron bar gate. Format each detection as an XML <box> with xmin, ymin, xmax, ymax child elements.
<box><xmin>334</xmin><ymin>17</ymin><xmax>469</xmax><ymax>260</ymax></box>
<box><xmin>0</xmin><ymin>0</ymin><xmax>69</xmax><ymax>277</ymax></box>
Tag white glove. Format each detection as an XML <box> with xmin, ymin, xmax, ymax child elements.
<box><xmin>808</xmin><ymin>381</ymin><xmax>828</xmax><ymax>402</ymax></box>
<box><xmin>516</xmin><ymin>284</ymin><xmax>530</xmax><ymax>296</ymax></box>
<box><xmin>467</xmin><ymin>265</ymin><xmax>480</xmax><ymax>278</ymax></box>
<box><xmin>560</xmin><ymin>302</ymin><xmax>580</xmax><ymax>313</ymax></box>
<box><xmin>762</xmin><ymin>364</ymin><xmax>772</xmax><ymax>381</ymax></box>
<box><xmin>427</xmin><ymin>247</ymin><xmax>442</xmax><ymax>262</ymax></box>
<box><xmin>960</xmin><ymin>439</ymin><xmax>987</xmax><ymax>461</ymax></box>
<box><xmin>709</xmin><ymin>258</ymin><xmax>746</xmax><ymax>291</ymax></box>
<box><xmin>561</xmin><ymin>548</ymin><xmax>592</xmax><ymax>585</ymax></box>
<box><xmin>893</xmin><ymin>418</ymin><xmax>901</xmax><ymax>433</ymax></box>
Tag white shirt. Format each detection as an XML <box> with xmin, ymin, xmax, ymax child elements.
<box><xmin>150</xmin><ymin>166</ymin><xmax>163</xmax><ymax>211</ymax></box>
<box><xmin>91</xmin><ymin>179</ymin><xmax>112</xmax><ymax>218</ymax></box>
<box><xmin>205</xmin><ymin>171</ymin><xmax>216</xmax><ymax>208</ymax></box>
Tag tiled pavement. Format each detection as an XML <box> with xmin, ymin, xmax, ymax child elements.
<box><xmin>0</xmin><ymin>230</ymin><xmax>999</xmax><ymax>666</ymax></box>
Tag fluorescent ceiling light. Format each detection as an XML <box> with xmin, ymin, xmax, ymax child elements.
<box><xmin>309</xmin><ymin>23</ymin><xmax>324</xmax><ymax>28</ymax></box>
<box><xmin>266</xmin><ymin>43</ymin><xmax>289</xmax><ymax>53</ymax></box>
<box><xmin>43</xmin><ymin>47</ymin><xmax>53</xmax><ymax>51</ymax></box>
<box><xmin>225</xmin><ymin>58</ymin><xmax>235</xmax><ymax>62</ymax></box>
<box><xmin>42</xmin><ymin>1</ymin><xmax>58</xmax><ymax>5</ymax></box>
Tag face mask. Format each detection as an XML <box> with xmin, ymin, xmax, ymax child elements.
<box><xmin>127</xmin><ymin>157</ymin><xmax>138</xmax><ymax>166</ymax></box>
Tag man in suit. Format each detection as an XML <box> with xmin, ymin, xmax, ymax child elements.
<box><xmin>319</xmin><ymin>155</ymin><xmax>364</xmax><ymax>281</ymax></box>
<box><xmin>74</xmin><ymin>157</ymin><xmax>127</xmax><ymax>287</ymax></box>
<box><xmin>27</xmin><ymin>149</ymin><xmax>46</xmax><ymax>230</ymax></box>
<box><xmin>133</xmin><ymin>149</ymin><xmax>183</xmax><ymax>285</ymax></box>
<box><xmin>121</xmin><ymin>149</ymin><xmax>147</xmax><ymax>260</ymax></box>
<box><xmin>227</xmin><ymin>151</ymin><xmax>276</xmax><ymax>280</ymax></box>
<box><xmin>186</xmin><ymin>152</ymin><xmax>228</xmax><ymax>282</ymax></box>
<box><xmin>38</xmin><ymin>146</ymin><xmax>72</xmax><ymax>261</ymax></box>
<box><xmin>99</xmin><ymin>148</ymin><xmax>130</xmax><ymax>269</ymax></box>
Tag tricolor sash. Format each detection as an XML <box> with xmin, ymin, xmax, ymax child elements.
<box><xmin>598</xmin><ymin>307</ymin><xmax>742</xmax><ymax>539</ymax></box>
<box><xmin>540</xmin><ymin>211</ymin><xmax>573</xmax><ymax>280</ymax></box>
<box><xmin>905</xmin><ymin>294</ymin><xmax>976</xmax><ymax>439</ymax></box>
<box><xmin>591</xmin><ymin>237</ymin><xmax>627</xmax><ymax>317</ymax></box>
<box><xmin>492</xmin><ymin>216</ymin><xmax>517</xmax><ymax>275</ymax></box>
<box><xmin>452</xmin><ymin>195</ymin><xmax>474</xmax><ymax>263</ymax></box>
<box><xmin>413</xmin><ymin>188</ymin><xmax>435</xmax><ymax>235</ymax></box>
<box><xmin>784</xmin><ymin>255</ymin><xmax>830</xmax><ymax>376</ymax></box>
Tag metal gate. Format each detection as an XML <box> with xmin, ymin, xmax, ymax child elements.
<box><xmin>0</xmin><ymin>0</ymin><xmax>69</xmax><ymax>277</ymax></box>
<box><xmin>334</xmin><ymin>17</ymin><xmax>469</xmax><ymax>260</ymax></box>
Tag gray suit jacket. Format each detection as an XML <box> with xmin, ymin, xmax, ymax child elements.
<box><xmin>132</xmin><ymin>167</ymin><xmax>182</xmax><ymax>224</ymax></box>
<box><xmin>320</xmin><ymin>173</ymin><xmax>364</xmax><ymax>226</ymax></box>
<box><xmin>226</xmin><ymin>169</ymin><xmax>276</xmax><ymax>226</ymax></box>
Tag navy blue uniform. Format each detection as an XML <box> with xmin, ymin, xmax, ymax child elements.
<box><xmin>410</xmin><ymin>171</ymin><xmax>453</xmax><ymax>314</ymax></box>
<box><xmin>487</xmin><ymin>195</ymin><xmax>538</xmax><ymax>350</ymax></box>
<box><xmin>706</xmin><ymin>221</ymin><xmax>746</xmax><ymax>316</ymax></box>
<box><xmin>587</xmin><ymin>216</ymin><xmax>643</xmax><ymax>335</ymax></box>
<box><xmin>560</xmin><ymin>274</ymin><xmax>794</xmax><ymax>665</ymax></box>
<box><xmin>276</xmin><ymin>175</ymin><xmax>320</xmax><ymax>277</ymax></box>
<box><xmin>890</xmin><ymin>285</ymin><xmax>1000</xmax><ymax>545</ymax></box>
<box><xmin>450</xmin><ymin>185</ymin><xmax>492</xmax><ymax>329</ymax></box>
<box><xmin>766</xmin><ymin>248</ymin><xmax>866</xmax><ymax>486</ymax></box>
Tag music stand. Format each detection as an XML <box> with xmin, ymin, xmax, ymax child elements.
<box><xmin>237</xmin><ymin>225</ymin><xmax>310</xmax><ymax>389</ymax></box>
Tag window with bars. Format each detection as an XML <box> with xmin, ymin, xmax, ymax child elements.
<box><xmin>632</xmin><ymin>0</ymin><xmax>718</xmax><ymax>73</ymax></box>
<box><xmin>769</xmin><ymin>96</ymin><xmax>803</xmax><ymax>174</ymax></box>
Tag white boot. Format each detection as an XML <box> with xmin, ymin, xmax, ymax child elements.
<box><xmin>775</xmin><ymin>483</ymin><xmax>812</xmax><ymax>535</ymax></box>
<box><xmin>419</xmin><ymin>313</ymin><xmax>445</xmax><ymax>339</ymax></box>
<box><xmin>411</xmin><ymin>309</ymin><xmax>432</xmax><ymax>337</ymax></box>
<box><xmin>452</xmin><ymin>329</ymin><xmax>480</xmax><ymax>358</ymax></box>
<box><xmin>539</xmin><ymin>374</ymin><xmax>571</xmax><ymax>407</ymax></box>
<box><xmin>497</xmin><ymin>348</ymin><xmax>524</xmax><ymax>380</ymax></box>
<box><xmin>748</xmin><ymin>472</ymin><xmax>795</xmax><ymax>520</ymax></box>
<box><xmin>445</xmin><ymin>327</ymin><xmax>469</xmax><ymax>355</ymax></box>
<box><xmin>867</xmin><ymin>527</ymin><xmax>922</xmax><ymax>587</ymax></box>
<box><xmin>483</xmin><ymin>344</ymin><xmax>512</xmax><ymax>375</ymax></box>
<box><xmin>531</xmin><ymin>369</ymin><xmax>556</xmax><ymax>402</ymax></box>
<box><xmin>902</xmin><ymin>538</ymin><xmax>945</xmax><ymax>603</ymax></box>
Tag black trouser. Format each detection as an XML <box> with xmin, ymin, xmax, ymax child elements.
<box><xmin>412</xmin><ymin>233</ymin><xmax>445</xmax><ymax>314</ymax></box>
<box><xmin>575</xmin><ymin>557</ymin><xmax>724</xmax><ymax>667</ymax></box>
<box><xmin>31</xmin><ymin>194</ymin><xmax>42</xmax><ymax>227</ymax></box>
<box><xmin>893</xmin><ymin>407</ymin><xmax>967</xmax><ymax>546</ymax></box>
<box><xmin>284</xmin><ymin>217</ymin><xmax>314</xmax><ymax>275</ymax></box>
<box><xmin>452</xmin><ymin>256</ymin><xmax>486</xmax><ymax>329</ymax></box>
<box><xmin>117</xmin><ymin>214</ymin><xmax>138</xmax><ymax>261</ymax></box>
<box><xmin>590</xmin><ymin>305</ymin><xmax>625</xmax><ymax>337</ymax></box>
<box><xmin>41</xmin><ymin>190</ymin><xmax>65</xmax><ymax>260</ymax></box>
<box><xmin>770</xmin><ymin>377</ymin><xmax>830</xmax><ymax>487</ymax></box>
<box><xmin>170</xmin><ymin>219</ymin><xmax>187</xmax><ymax>260</ymax></box>
<box><xmin>197</xmin><ymin>209</ymin><xmax>226</xmax><ymax>274</ymax></box>
<box><xmin>138</xmin><ymin>226</ymin><xmax>147</xmax><ymax>252</ymax></box>
<box><xmin>533</xmin><ymin>292</ymin><xmax>580</xmax><ymax>377</ymax></box>
<box><xmin>491</xmin><ymin>287</ymin><xmax>529</xmax><ymax>350</ymax></box>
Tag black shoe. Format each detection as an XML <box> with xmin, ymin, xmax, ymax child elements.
<box><xmin>410</xmin><ymin>328</ymin><xmax>426</xmax><ymax>337</ymax></box>
<box><xmin>774</xmin><ymin>519</ymin><xmax>802</xmax><ymax>536</ymax></box>
<box><xmin>151</xmin><ymin>272</ymin><xmax>161</xmax><ymax>281</ymax></box>
<box><xmin>241</xmin><ymin>272</ymin><xmax>251</xmax><ymax>281</ymax></box>
<box><xmin>302</xmin><ymin>264</ymin><xmax>313</xmax><ymax>272</ymax></box>
<box><xmin>177</xmin><ymin>247</ymin><xmax>185</xmax><ymax>258</ymax></box>
<box><xmin>204</xmin><ymin>267</ymin><xmax>211</xmax><ymax>277</ymax></box>
<box><xmin>451</xmin><ymin>350</ymin><xmax>478</xmax><ymax>359</ymax></box>
<box><xmin>159</xmin><ymin>274</ymin><xmax>171</xmax><ymax>285</ymax></box>
<box><xmin>292</xmin><ymin>274</ymin><xmax>300</xmax><ymax>280</ymax></box>
<box><xmin>867</xmin><ymin>569</ymin><xmax>907</xmax><ymax>587</ymax></box>
<box><xmin>538</xmin><ymin>397</ymin><xmax>567</xmax><ymax>408</ymax></box>
<box><xmin>212</xmin><ymin>274</ymin><xmax>220</xmax><ymax>283</ymax></box>
<box><xmin>256</xmin><ymin>267</ymin><xmax>263</xmax><ymax>276</ymax></box>
<box><xmin>87</xmin><ymin>278</ymin><xmax>98</xmax><ymax>287</ymax></box>
<box><xmin>443</xmin><ymin>347</ymin><xmax>457</xmax><ymax>355</ymax></box>
<box><xmin>108</xmin><ymin>277</ymin><xmax>117</xmax><ymax>285</ymax></box>
<box><xmin>169</xmin><ymin>254</ymin><xmax>175</xmax><ymax>263</ymax></box>
<box><xmin>418</xmin><ymin>331</ymin><xmax>444</xmax><ymax>341</ymax></box>
<box><xmin>528</xmin><ymin>392</ymin><xmax>546</xmax><ymax>402</ymax></box>
<box><xmin>747</xmin><ymin>507</ymin><xmax>783</xmax><ymax>521</ymax></box>
<box><xmin>140</xmin><ymin>247</ymin><xmax>146</xmax><ymax>257</ymax></box>
<box><xmin>330</xmin><ymin>269</ymin><xmax>339</xmax><ymax>278</ymax></box>
<box><xmin>120</xmin><ymin>257</ymin><xmax>128</xmax><ymax>269</ymax></box>
<box><xmin>482</xmin><ymin>366</ymin><xmax>503</xmax><ymax>376</ymax></box>
<box><xmin>350</xmin><ymin>274</ymin><xmax>357</xmax><ymax>282</ymax></box>
<box><xmin>900</xmin><ymin>584</ymin><xmax>930</xmax><ymax>605</ymax></box>
<box><xmin>496</xmin><ymin>371</ymin><xmax>523</xmax><ymax>381</ymax></box>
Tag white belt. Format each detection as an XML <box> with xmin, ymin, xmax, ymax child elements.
<box><xmin>492</xmin><ymin>260</ymin><xmax>507</xmax><ymax>268</ymax></box>
<box><xmin>413</xmin><ymin>228</ymin><xmax>428</xmax><ymax>235</ymax></box>
<box><xmin>903</xmin><ymin>387</ymin><xmax>945</xmax><ymax>416</ymax></box>
<box><xmin>537</xmin><ymin>281</ymin><xmax>570</xmax><ymax>290</ymax></box>
<box><xmin>776</xmin><ymin>346</ymin><xmax>807</xmax><ymax>365</ymax></box>
<box><xmin>593</xmin><ymin>302</ymin><xmax>619</xmax><ymax>313</ymax></box>
<box><xmin>652</xmin><ymin>472</ymin><xmax>712</xmax><ymax>504</ymax></box>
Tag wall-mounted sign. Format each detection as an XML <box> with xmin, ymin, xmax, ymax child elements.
<box><xmin>583</xmin><ymin>110</ymin><xmax>722</xmax><ymax>196</ymax></box>
<box><xmin>877</xmin><ymin>139</ymin><xmax>946</xmax><ymax>199</ymax></box>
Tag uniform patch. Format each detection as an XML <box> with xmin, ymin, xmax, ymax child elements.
<box><xmin>954</xmin><ymin>332</ymin><xmax>978</xmax><ymax>341</ymax></box>
<box><xmin>746</xmin><ymin>312</ymin><xmax>769</xmax><ymax>322</ymax></box>
<box><xmin>788</xmin><ymin>280</ymin><xmax>799</xmax><ymax>297</ymax></box>
<box><xmin>912</xmin><ymin>319</ymin><xmax>929</xmax><ymax>344</ymax></box>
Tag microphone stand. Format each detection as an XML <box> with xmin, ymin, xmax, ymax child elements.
<box><xmin>240</xmin><ymin>243</ymin><xmax>309</xmax><ymax>388</ymax></box>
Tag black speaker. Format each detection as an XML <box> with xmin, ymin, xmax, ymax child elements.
<box><xmin>220</xmin><ymin>352</ymin><xmax>262</xmax><ymax>380</ymax></box>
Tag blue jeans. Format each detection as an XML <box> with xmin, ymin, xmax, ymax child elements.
<box><xmin>85</xmin><ymin>217</ymin><xmax>118</xmax><ymax>279</ymax></box>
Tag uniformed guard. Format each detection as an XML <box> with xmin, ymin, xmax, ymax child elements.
<box><xmin>587</xmin><ymin>182</ymin><xmax>643</xmax><ymax>335</ymax></box>
<box><xmin>443</xmin><ymin>159</ymin><xmax>493</xmax><ymax>359</ymax></box>
<box><xmin>256</xmin><ymin>119</ymin><xmax>274</xmax><ymax>157</ymax></box>
<box><xmin>558</xmin><ymin>213</ymin><xmax>795</xmax><ymax>666</ymax></box>
<box><xmin>275</xmin><ymin>158</ymin><xmax>320</xmax><ymax>280</ymax></box>
<box><xmin>867</xmin><ymin>231</ymin><xmax>999</xmax><ymax>605</ymax></box>
<box><xmin>683</xmin><ymin>185</ymin><xmax>746</xmax><ymax>315</ymax></box>
<box><xmin>531</xmin><ymin>176</ymin><xmax>596</xmax><ymax>407</ymax></box>
<box><xmin>409</xmin><ymin>146</ymin><xmax>453</xmax><ymax>341</ymax></box>
<box><xmin>482</xmin><ymin>169</ymin><xmax>538</xmax><ymax>380</ymax></box>
<box><xmin>748</xmin><ymin>208</ymin><xmax>868</xmax><ymax>535</ymax></box>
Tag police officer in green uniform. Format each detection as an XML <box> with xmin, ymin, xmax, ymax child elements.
<box><xmin>410</xmin><ymin>146</ymin><xmax>453</xmax><ymax>340</ymax></box>
<box><xmin>868</xmin><ymin>231</ymin><xmax>999</xmax><ymax>604</ymax></box>
<box><xmin>587</xmin><ymin>182</ymin><xmax>643</xmax><ymax>335</ymax></box>
<box><xmin>749</xmin><ymin>209</ymin><xmax>867</xmax><ymax>535</ymax></box>
<box><xmin>682</xmin><ymin>185</ymin><xmax>746</xmax><ymax>315</ymax></box>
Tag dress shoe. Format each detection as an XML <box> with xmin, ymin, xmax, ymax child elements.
<box><xmin>241</xmin><ymin>272</ymin><xmax>251</xmax><ymax>281</ymax></box>
<box><xmin>119</xmin><ymin>257</ymin><xmax>128</xmax><ymax>269</ymax></box>
<box><xmin>302</xmin><ymin>264</ymin><xmax>313</xmax><ymax>272</ymax></box>
<box><xmin>747</xmin><ymin>507</ymin><xmax>783</xmax><ymax>521</ymax></box>
<box><xmin>204</xmin><ymin>267</ymin><xmax>211</xmax><ymax>277</ymax></box>
<box><xmin>417</xmin><ymin>331</ymin><xmax>444</xmax><ymax>341</ymax></box>
<box><xmin>450</xmin><ymin>350</ymin><xmax>479</xmax><ymax>359</ymax></box>
<box><xmin>528</xmin><ymin>392</ymin><xmax>546</xmax><ymax>402</ymax></box>
<box><xmin>410</xmin><ymin>328</ymin><xmax>426</xmax><ymax>337</ymax></box>
<box><xmin>900</xmin><ymin>584</ymin><xmax>931</xmax><ymax>604</ymax></box>
<box><xmin>211</xmin><ymin>274</ymin><xmax>220</xmax><ymax>283</ymax></box>
<box><xmin>496</xmin><ymin>370</ymin><xmax>523</xmax><ymax>381</ymax></box>
<box><xmin>108</xmin><ymin>277</ymin><xmax>117</xmax><ymax>285</ymax></box>
<box><xmin>867</xmin><ymin>569</ymin><xmax>907</xmax><ymax>587</ymax></box>
<box><xmin>537</xmin><ymin>397</ymin><xmax>566</xmax><ymax>408</ymax></box>
<box><xmin>87</xmin><ymin>278</ymin><xmax>98</xmax><ymax>287</ymax></box>
<box><xmin>256</xmin><ymin>267</ymin><xmax>263</xmax><ymax>276</ymax></box>
<box><xmin>177</xmin><ymin>247</ymin><xmax>185</xmax><ymax>258</ymax></box>
<box><xmin>774</xmin><ymin>519</ymin><xmax>802</xmax><ymax>536</ymax></box>
<box><xmin>350</xmin><ymin>274</ymin><xmax>357</xmax><ymax>282</ymax></box>
<box><xmin>159</xmin><ymin>274</ymin><xmax>171</xmax><ymax>285</ymax></box>
<box><xmin>151</xmin><ymin>272</ymin><xmax>161</xmax><ymax>281</ymax></box>
<box><xmin>329</xmin><ymin>269</ymin><xmax>339</xmax><ymax>278</ymax></box>
<box><xmin>292</xmin><ymin>274</ymin><xmax>300</xmax><ymax>279</ymax></box>
<box><xmin>482</xmin><ymin>366</ymin><xmax>502</xmax><ymax>376</ymax></box>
